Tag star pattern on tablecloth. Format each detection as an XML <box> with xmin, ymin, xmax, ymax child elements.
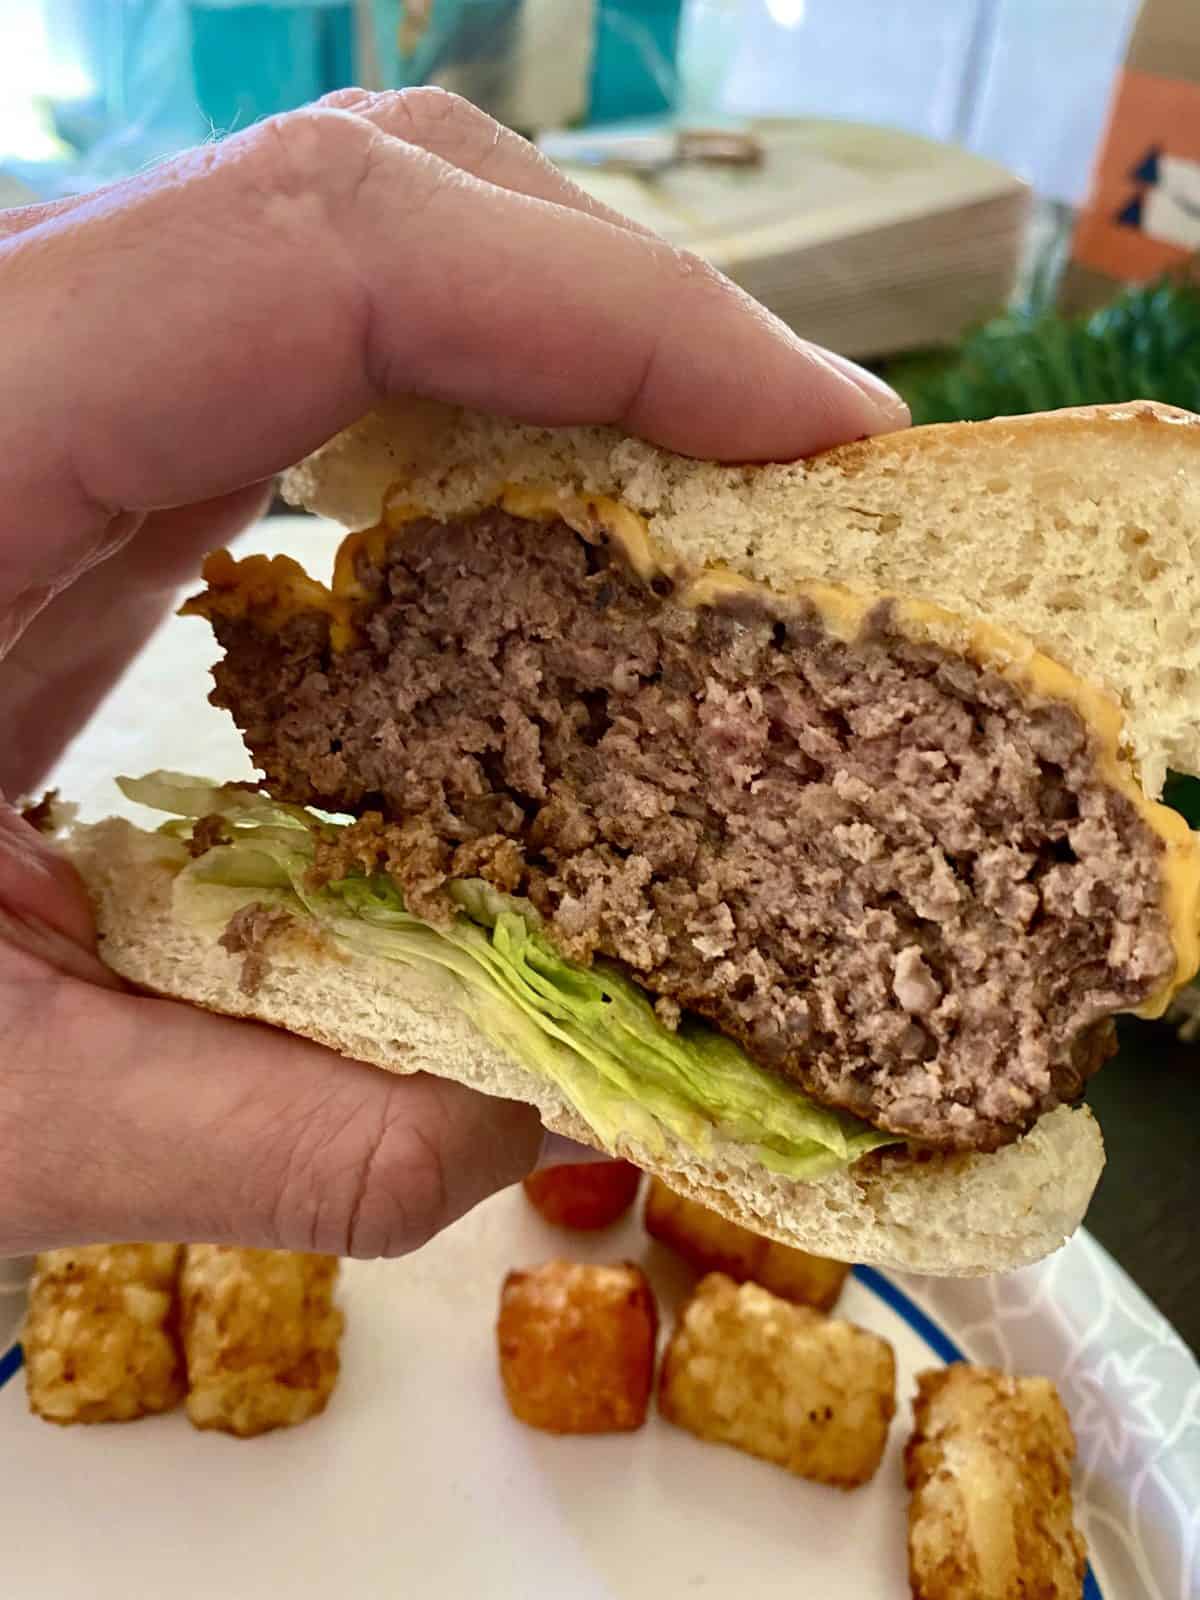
<box><xmin>1070</xmin><ymin>1353</ymin><xmax>1165</xmax><ymax>1472</ymax></box>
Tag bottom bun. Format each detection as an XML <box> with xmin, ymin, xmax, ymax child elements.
<box><xmin>67</xmin><ymin>818</ymin><xmax>1105</xmax><ymax>1277</ymax></box>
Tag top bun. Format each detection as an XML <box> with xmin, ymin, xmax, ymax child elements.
<box><xmin>282</xmin><ymin>400</ymin><xmax>1200</xmax><ymax>794</ymax></box>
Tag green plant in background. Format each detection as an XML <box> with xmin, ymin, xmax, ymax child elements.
<box><xmin>886</xmin><ymin>268</ymin><xmax>1200</xmax><ymax>1034</ymax></box>
<box><xmin>887</xmin><ymin>272</ymin><xmax>1200</xmax><ymax>426</ymax></box>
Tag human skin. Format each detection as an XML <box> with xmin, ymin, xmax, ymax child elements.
<box><xmin>0</xmin><ymin>89</ymin><xmax>907</xmax><ymax>1260</ymax></box>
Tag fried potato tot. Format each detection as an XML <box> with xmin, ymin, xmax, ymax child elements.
<box><xmin>497</xmin><ymin>1260</ymin><xmax>657</xmax><ymax>1433</ymax></box>
<box><xmin>180</xmin><ymin>1246</ymin><xmax>342</xmax><ymax>1438</ymax></box>
<box><xmin>23</xmin><ymin>1244</ymin><xmax>184</xmax><ymax>1425</ymax></box>
<box><xmin>643</xmin><ymin>1179</ymin><xmax>850</xmax><ymax>1310</ymax></box>
<box><xmin>905</xmin><ymin>1364</ymin><xmax>1087</xmax><ymax>1600</ymax></box>
<box><xmin>522</xmin><ymin>1160</ymin><xmax>642</xmax><ymax>1230</ymax></box>
<box><xmin>659</xmin><ymin>1273</ymin><xmax>895</xmax><ymax>1487</ymax></box>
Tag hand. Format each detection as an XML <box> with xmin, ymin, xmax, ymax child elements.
<box><xmin>0</xmin><ymin>89</ymin><xmax>907</xmax><ymax>1259</ymax></box>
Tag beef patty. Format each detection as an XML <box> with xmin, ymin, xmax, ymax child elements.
<box><xmin>203</xmin><ymin>510</ymin><xmax>1175</xmax><ymax>1151</ymax></box>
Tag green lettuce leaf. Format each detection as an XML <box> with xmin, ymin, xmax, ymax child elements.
<box><xmin>119</xmin><ymin>771</ymin><xmax>896</xmax><ymax>1178</ymax></box>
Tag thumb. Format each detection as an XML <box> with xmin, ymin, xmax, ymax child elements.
<box><xmin>2</xmin><ymin>958</ymin><xmax>542</xmax><ymax>1257</ymax></box>
<box><xmin>0</xmin><ymin>801</ymin><xmax>119</xmax><ymax>984</ymax></box>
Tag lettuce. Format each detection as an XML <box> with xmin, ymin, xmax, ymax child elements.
<box><xmin>119</xmin><ymin>772</ymin><xmax>896</xmax><ymax>1178</ymax></box>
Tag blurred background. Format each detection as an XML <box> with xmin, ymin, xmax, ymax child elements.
<box><xmin>3</xmin><ymin>2</ymin><xmax>1198</xmax><ymax>402</ymax></box>
<box><xmin>1</xmin><ymin>0</ymin><xmax>1198</xmax><ymax>1338</ymax></box>
<box><xmin>0</xmin><ymin>1</ymin><xmax>1146</xmax><ymax>203</ymax></box>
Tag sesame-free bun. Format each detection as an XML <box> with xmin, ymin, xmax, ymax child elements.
<box><xmin>68</xmin><ymin>818</ymin><xmax>1105</xmax><ymax>1279</ymax></box>
<box><xmin>76</xmin><ymin>399</ymin><xmax>1200</xmax><ymax>1278</ymax></box>
<box><xmin>283</xmin><ymin>398</ymin><xmax>1200</xmax><ymax>794</ymax></box>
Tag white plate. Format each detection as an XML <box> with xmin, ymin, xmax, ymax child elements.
<box><xmin>4</xmin><ymin>515</ymin><xmax>1196</xmax><ymax>1598</ymax></box>
<box><xmin>1</xmin><ymin>1198</ymin><xmax>1197</xmax><ymax>1599</ymax></box>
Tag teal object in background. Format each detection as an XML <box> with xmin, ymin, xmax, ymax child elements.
<box><xmin>188</xmin><ymin>2</ymin><xmax>356</xmax><ymax>132</ymax></box>
<box><xmin>4</xmin><ymin>0</ymin><xmax>687</xmax><ymax>199</ymax></box>
<box><xmin>2</xmin><ymin>2</ymin><xmax>210</xmax><ymax>197</ymax></box>
<box><xmin>587</xmin><ymin>0</ymin><xmax>683</xmax><ymax>125</ymax></box>
<box><xmin>1</xmin><ymin>1</ymin><xmax>359</xmax><ymax>199</ymax></box>
<box><xmin>369</xmin><ymin>0</ymin><xmax>522</xmax><ymax>92</ymax></box>
<box><xmin>371</xmin><ymin>0</ymin><xmax>682</xmax><ymax>127</ymax></box>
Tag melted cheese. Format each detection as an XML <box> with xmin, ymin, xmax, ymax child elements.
<box><xmin>181</xmin><ymin>485</ymin><xmax>1200</xmax><ymax>1004</ymax></box>
<box><xmin>495</xmin><ymin>485</ymin><xmax>660</xmax><ymax>581</ymax></box>
<box><xmin>179</xmin><ymin>549</ymin><xmax>356</xmax><ymax>648</ymax></box>
<box><xmin>672</xmin><ymin>567</ymin><xmax>1200</xmax><ymax>1012</ymax></box>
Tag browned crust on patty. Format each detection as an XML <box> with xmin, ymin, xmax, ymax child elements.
<box><xmin>198</xmin><ymin>510</ymin><xmax>1174</xmax><ymax>1152</ymax></box>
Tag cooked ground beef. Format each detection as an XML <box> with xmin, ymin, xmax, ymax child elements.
<box><xmin>20</xmin><ymin>789</ymin><xmax>58</xmax><ymax>834</ymax></box>
<box><xmin>189</xmin><ymin>813</ymin><xmax>233</xmax><ymax>859</ymax></box>
<box><xmin>203</xmin><ymin>511</ymin><xmax>1175</xmax><ymax>1151</ymax></box>
<box><xmin>218</xmin><ymin>901</ymin><xmax>294</xmax><ymax>995</ymax></box>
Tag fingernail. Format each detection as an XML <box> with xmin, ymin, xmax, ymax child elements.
<box><xmin>809</xmin><ymin>345</ymin><xmax>910</xmax><ymax>429</ymax></box>
<box><xmin>534</xmin><ymin>1132</ymin><xmax>615</xmax><ymax>1170</ymax></box>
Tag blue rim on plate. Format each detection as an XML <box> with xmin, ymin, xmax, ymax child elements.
<box><xmin>853</xmin><ymin>1266</ymin><xmax>1103</xmax><ymax>1599</ymax></box>
<box><xmin>0</xmin><ymin>1265</ymin><xmax>1105</xmax><ymax>1598</ymax></box>
<box><xmin>0</xmin><ymin>1343</ymin><xmax>22</xmax><ymax>1391</ymax></box>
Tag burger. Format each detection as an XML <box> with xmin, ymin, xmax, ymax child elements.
<box><xmin>64</xmin><ymin>399</ymin><xmax>1200</xmax><ymax>1275</ymax></box>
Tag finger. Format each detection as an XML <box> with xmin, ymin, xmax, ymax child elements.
<box><xmin>316</xmin><ymin>86</ymin><xmax>662</xmax><ymax>237</ymax></box>
<box><xmin>0</xmin><ymin>804</ymin><xmax>105</xmax><ymax>967</ymax></box>
<box><xmin>3</xmin><ymin>970</ymin><xmax>542</xmax><ymax>1256</ymax></box>
<box><xmin>0</xmin><ymin>483</ymin><xmax>270</xmax><ymax>798</ymax></box>
<box><xmin>0</xmin><ymin>198</ymin><xmax>81</xmax><ymax>240</ymax></box>
<box><xmin>0</xmin><ymin>84</ymin><xmax>657</xmax><ymax>254</ymax></box>
<box><xmin>1</xmin><ymin>103</ymin><xmax>906</xmax><ymax>619</ymax></box>
<box><xmin>0</xmin><ymin>84</ymin><xmax>654</xmax><ymax>650</ymax></box>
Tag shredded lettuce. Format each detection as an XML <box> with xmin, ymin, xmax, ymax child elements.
<box><xmin>119</xmin><ymin>771</ymin><xmax>896</xmax><ymax>1177</ymax></box>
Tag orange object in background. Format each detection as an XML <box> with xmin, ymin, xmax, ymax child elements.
<box><xmin>1072</xmin><ymin>0</ymin><xmax>1200</xmax><ymax>287</ymax></box>
<box><xmin>1072</xmin><ymin>69</ymin><xmax>1200</xmax><ymax>281</ymax></box>
<box><xmin>522</xmin><ymin>1160</ymin><xmax>642</xmax><ymax>1230</ymax></box>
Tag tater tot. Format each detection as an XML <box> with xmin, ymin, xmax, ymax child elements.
<box><xmin>23</xmin><ymin>1244</ymin><xmax>184</xmax><ymax>1425</ymax></box>
<box><xmin>643</xmin><ymin>1179</ymin><xmax>850</xmax><ymax>1310</ymax></box>
<box><xmin>659</xmin><ymin>1273</ymin><xmax>895</xmax><ymax>1487</ymax></box>
<box><xmin>905</xmin><ymin>1365</ymin><xmax>1087</xmax><ymax>1600</ymax></box>
<box><xmin>522</xmin><ymin>1160</ymin><xmax>642</xmax><ymax>1229</ymax></box>
<box><xmin>180</xmin><ymin>1246</ymin><xmax>342</xmax><ymax>1438</ymax></box>
<box><xmin>497</xmin><ymin>1260</ymin><xmax>657</xmax><ymax>1433</ymax></box>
